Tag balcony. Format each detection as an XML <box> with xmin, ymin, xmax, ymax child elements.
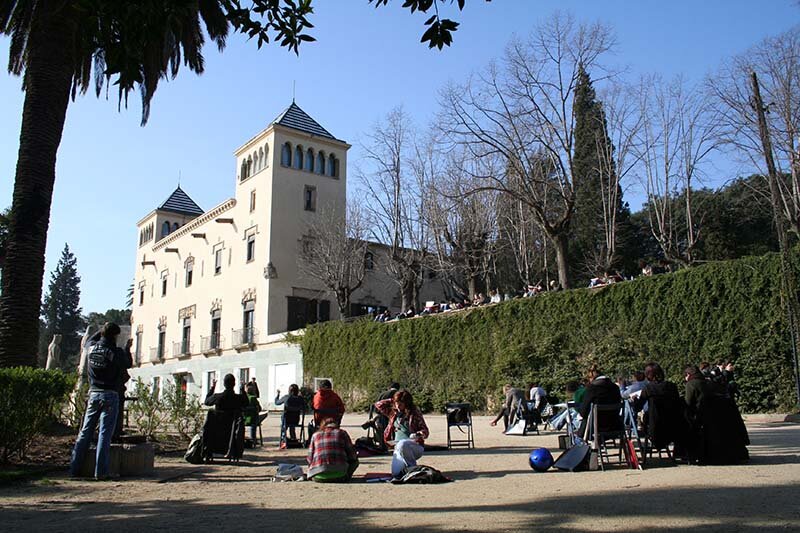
<box><xmin>173</xmin><ymin>341</ymin><xmax>193</xmax><ymax>359</ymax></box>
<box><xmin>201</xmin><ymin>334</ymin><xmax>224</xmax><ymax>355</ymax></box>
<box><xmin>148</xmin><ymin>347</ymin><xmax>163</xmax><ymax>364</ymax></box>
<box><xmin>232</xmin><ymin>328</ymin><xmax>258</xmax><ymax>350</ymax></box>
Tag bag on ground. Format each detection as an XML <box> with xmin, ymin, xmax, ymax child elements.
<box><xmin>184</xmin><ymin>434</ymin><xmax>204</xmax><ymax>464</ymax></box>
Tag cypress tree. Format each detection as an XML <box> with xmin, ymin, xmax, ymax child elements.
<box><xmin>571</xmin><ymin>65</ymin><xmax>634</xmax><ymax>281</ymax></box>
<box><xmin>39</xmin><ymin>244</ymin><xmax>85</xmax><ymax>368</ymax></box>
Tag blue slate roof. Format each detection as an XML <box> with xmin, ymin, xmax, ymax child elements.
<box><xmin>272</xmin><ymin>102</ymin><xmax>338</xmax><ymax>140</ymax></box>
<box><xmin>158</xmin><ymin>187</ymin><xmax>204</xmax><ymax>217</ymax></box>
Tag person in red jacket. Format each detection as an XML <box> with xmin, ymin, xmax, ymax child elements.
<box><xmin>312</xmin><ymin>379</ymin><xmax>345</xmax><ymax>425</ymax></box>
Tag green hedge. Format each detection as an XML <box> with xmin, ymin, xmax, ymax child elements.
<box><xmin>0</xmin><ymin>368</ymin><xmax>75</xmax><ymax>461</ymax></box>
<box><xmin>300</xmin><ymin>252</ymin><xmax>797</xmax><ymax>414</ymax></box>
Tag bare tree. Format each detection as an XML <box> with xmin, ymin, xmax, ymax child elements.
<box><xmin>710</xmin><ymin>27</ymin><xmax>800</xmax><ymax>237</ymax></box>
<box><xmin>438</xmin><ymin>13</ymin><xmax>616</xmax><ymax>289</ymax></box>
<box><xmin>359</xmin><ymin>107</ymin><xmax>430</xmax><ymax>311</ymax></box>
<box><xmin>297</xmin><ymin>203</ymin><xmax>369</xmax><ymax>319</ymax></box>
<box><xmin>426</xmin><ymin>148</ymin><xmax>501</xmax><ymax>298</ymax></box>
<box><xmin>635</xmin><ymin>75</ymin><xmax>720</xmax><ymax>267</ymax></box>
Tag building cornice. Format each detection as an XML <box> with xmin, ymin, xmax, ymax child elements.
<box><xmin>152</xmin><ymin>198</ymin><xmax>236</xmax><ymax>251</ymax></box>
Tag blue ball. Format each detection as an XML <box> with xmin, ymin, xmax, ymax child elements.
<box><xmin>529</xmin><ymin>448</ymin><xmax>554</xmax><ymax>472</ymax></box>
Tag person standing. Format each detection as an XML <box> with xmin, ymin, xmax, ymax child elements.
<box><xmin>70</xmin><ymin>323</ymin><xmax>132</xmax><ymax>479</ymax></box>
<box><xmin>490</xmin><ymin>385</ymin><xmax>527</xmax><ymax>431</ymax></box>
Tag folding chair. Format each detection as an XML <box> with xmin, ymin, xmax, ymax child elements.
<box><xmin>202</xmin><ymin>409</ymin><xmax>245</xmax><ymax>463</ymax></box>
<box><xmin>586</xmin><ymin>402</ymin><xmax>626</xmax><ymax>471</ymax></box>
<box><xmin>445</xmin><ymin>402</ymin><xmax>474</xmax><ymax>449</ymax></box>
<box><xmin>245</xmin><ymin>411</ymin><xmax>268</xmax><ymax>447</ymax></box>
<box><xmin>280</xmin><ymin>405</ymin><xmax>306</xmax><ymax>449</ymax></box>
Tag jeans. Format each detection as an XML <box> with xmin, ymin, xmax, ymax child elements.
<box><xmin>391</xmin><ymin>439</ymin><xmax>424</xmax><ymax>478</ymax></box>
<box><xmin>70</xmin><ymin>390</ymin><xmax>119</xmax><ymax>478</ymax></box>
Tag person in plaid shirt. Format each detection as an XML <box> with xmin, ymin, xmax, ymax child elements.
<box><xmin>306</xmin><ymin>418</ymin><xmax>359</xmax><ymax>482</ymax></box>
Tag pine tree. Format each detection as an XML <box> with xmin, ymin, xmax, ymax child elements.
<box><xmin>570</xmin><ymin>65</ymin><xmax>634</xmax><ymax>281</ymax></box>
<box><xmin>39</xmin><ymin>244</ymin><xmax>85</xmax><ymax>368</ymax></box>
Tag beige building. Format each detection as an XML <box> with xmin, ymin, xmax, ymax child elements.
<box><xmin>129</xmin><ymin>103</ymin><xmax>446</xmax><ymax>402</ymax></box>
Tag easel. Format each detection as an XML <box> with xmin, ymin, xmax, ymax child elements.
<box><xmin>583</xmin><ymin>401</ymin><xmax>643</xmax><ymax>470</ymax></box>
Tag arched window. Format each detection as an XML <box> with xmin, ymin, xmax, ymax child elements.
<box><xmin>258</xmin><ymin>147</ymin><xmax>264</xmax><ymax>171</ymax></box>
<box><xmin>263</xmin><ymin>144</ymin><xmax>270</xmax><ymax>168</ymax></box>
<box><xmin>161</xmin><ymin>221</ymin><xmax>170</xmax><ymax>237</ymax></box>
<box><xmin>240</xmin><ymin>160</ymin><xmax>247</xmax><ymax>181</ymax></box>
<box><xmin>365</xmin><ymin>252</ymin><xmax>374</xmax><ymax>270</ymax></box>
<box><xmin>247</xmin><ymin>156</ymin><xmax>253</xmax><ymax>177</ymax></box>
<box><xmin>253</xmin><ymin>152</ymin><xmax>259</xmax><ymax>173</ymax></box>
<box><xmin>281</xmin><ymin>142</ymin><xmax>292</xmax><ymax>167</ymax></box>
<box><xmin>172</xmin><ymin>222</ymin><xmax>180</xmax><ymax>232</ymax></box>
<box><xmin>328</xmin><ymin>154</ymin><xmax>336</xmax><ymax>177</ymax></box>
<box><xmin>305</xmin><ymin>148</ymin><xmax>314</xmax><ymax>172</ymax></box>
<box><xmin>316</xmin><ymin>151</ymin><xmax>325</xmax><ymax>175</ymax></box>
<box><xmin>333</xmin><ymin>157</ymin><xmax>340</xmax><ymax>178</ymax></box>
<box><xmin>294</xmin><ymin>145</ymin><xmax>303</xmax><ymax>169</ymax></box>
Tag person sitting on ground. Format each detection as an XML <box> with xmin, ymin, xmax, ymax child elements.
<box><xmin>490</xmin><ymin>384</ymin><xmax>527</xmax><ymax>431</ymax></box>
<box><xmin>631</xmin><ymin>362</ymin><xmax>688</xmax><ymax>454</ymax></box>
<box><xmin>548</xmin><ymin>280</ymin><xmax>561</xmax><ymax>292</ymax></box>
<box><xmin>489</xmin><ymin>289</ymin><xmax>501</xmax><ymax>304</ymax></box>
<box><xmin>306</xmin><ymin>417</ymin><xmax>359</xmax><ymax>482</ymax></box>
<box><xmin>364</xmin><ymin>382</ymin><xmax>401</xmax><ymax>448</ymax></box>
<box><xmin>205</xmin><ymin>373</ymin><xmax>249</xmax><ymax>413</ymax></box>
<box><xmin>577</xmin><ymin>366</ymin><xmax>622</xmax><ymax>439</ymax></box>
<box><xmin>275</xmin><ymin>384</ymin><xmax>306</xmax><ymax>443</ymax></box>
<box><xmin>312</xmin><ymin>379</ymin><xmax>345</xmax><ymax>425</ymax></box>
<box><xmin>243</xmin><ymin>382</ymin><xmax>267</xmax><ymax>442</ymax></box>
<box><xmin>373</xmin><ymin>390</ymin><xmax>430</xmax><ymax>479</ymax></box>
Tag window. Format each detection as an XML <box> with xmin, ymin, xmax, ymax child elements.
<box><xmin>243</xmin><ymin>300</ymin><xmax>255</xmax><ymax>343</ymax></box>
<box><xmin>287</xmin><ymin>296</ymin><xmax>330</xmax><ymax>331</ymax></box>
<box><xmin>328</xmin><ymin>154</ymin><xmax>336</xmax><ymax>177</ymax></box>
<box><xmin>185</xmin><ymin>260</ymin><xmax>194</xmax><ymax>287</ymax></box>
<box><xmin>246</xmin><ymin>234</ymin><xmax>256</xmax><ymax>262</ymax></box>
<box><xmin>157</xmin><ymin>329</ymin><xmax>166</xmax><ymax>359</ymax></box>
<box><xmin>294</xmin><ymin>145</ymin><xmax>303</xmax><ymax>169</ymax></box>
<box><xmin>135</xmin><ymin>330</ymin><xmax>142</xmax><ymax>363</ymax></box>
<box><xmin>316</xmin><ymin>151</ymin><xmax>325</xmax><ymax>175</ymax></box>
<box><xmin>152</xmin><ymin>376</ymin><xmax>161</xmax><ymax>400</ymax></box>
<box><xmin>238</xmin><ymin>367</ymin><xmax>250</xmax><ymax>387</ymax></box>
<box><xmin>281</xmin><ymin>142</ymin><xmax>292</xmax><ymax>167</ymax></box>
<box><xmin>210</xmin><ymin>310</ymin><xmax>221</xmax><ymax>349</ymax></box>
<box><xmin>263</xmin><ymin>144</ymin><xmax>270</xmax><ymax>168</ymax></box>
<box><xmin>240</xmin><ymin>160</ymin><xmax>248</xmax><ymax>181</ymax></box>
<box><xmin>214</xmin><ymin>248</ymin><xmax>223</xmax><ymax>275</ymax></box>
<box><xmin>365</xmin><ymin>251</ymin><xmax>374</xmax><ymax>271</ymax></box>
<box><xmin>205</xmin><ymin>370</ymin><xmax>217</xmax><ymax>397</ymax></box>
<box><xmin>161</xmin><ymin>275</ymin><xmax>168</xmax><ymax>297</ymax></box>
<box><xmin>161</xmin><ymin>221</ymin><xmax>170</xmax><ymax>237</ymax></box>
<box><xmin>181</xmin><ymin>317</ymin><xmax>191</xmax><ymax>355</ymax></box>
<box><xmin>254</xmin><ymin>150</ymin><xmax>260</xmax><ymax>172</ymax></box>
<box><xmin>139</xmin><ymin>286</ymin><xmax>145</xmax><ymax>306</ymax></box>
<box><xmin>172</xmin><ymin>222</ymin><xmax>180</xmax><ymax>232</ymax></box>
<box><xmin>247</xmin><ymin>156</ymin><xmax>253</xmax><ymax>177</ymax></box>
<box><xmin>304</xmin><ymin>185</ymin><xmax>317</xmax><ymax>212</ymax></box>
<box><xmin>305</xmin><ymin>148</ymin><xmax>314</xmax><ymax>172</ymax></box>
<box><xmin>249</xmin><ymin>189</ymin><xmax>256</xmax><ymax>213</ymax></box>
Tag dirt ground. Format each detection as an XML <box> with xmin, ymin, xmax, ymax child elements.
<box><xmin>1</xmin><ymin>413</ymin><xmax>798</xmax><ymax>532</ymax></box>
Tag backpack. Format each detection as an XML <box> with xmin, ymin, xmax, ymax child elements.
<box><xmin>391</xmin><ymin>465</ymin><xmax>453</xmax><ymax>484</ymax></box>
<box><xmin>184</xmin><ymin>434</ymin><xmax>204</xmax><ymax>464</ymax></box>
<box><xmin>447</xmin><ymin>407</ymin><xmax>469</xmax><ymax>425</ymax></box>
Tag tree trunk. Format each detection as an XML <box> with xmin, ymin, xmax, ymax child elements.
<box><xmin>0</xmin><ymin>7</ymin><xmax>75</xmax><ymax>367</ymax></box>
<box><xmin>553</xmin><ymin>233</ymin><xmax>571</xmax><ymax>290</ymax></box>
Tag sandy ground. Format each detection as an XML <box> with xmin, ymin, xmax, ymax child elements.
<box><xmin>1</xmin><ymin>413</ymin><xmax>798</xmax><ymax>532</ymax></box>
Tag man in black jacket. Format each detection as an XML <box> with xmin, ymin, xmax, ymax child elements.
<box><xmin>205</xmin><ymin>373</ymin><xmax>249</xmax><ymax>412</ymax></box>
<box><xmin>70</xmin><ymin>323</ymin><xmax>132</xmax><ymax>479</ymax></box>
<box><xmin>578</xmin><ymin>366</ymin><xmax>622</xmax><ymax>439</ymax></box>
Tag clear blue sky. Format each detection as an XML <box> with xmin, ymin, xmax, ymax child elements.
<box><xmin>0</xmin><ymin>0</ymin><xmax>797</xmax><ymax>314</ymax></box>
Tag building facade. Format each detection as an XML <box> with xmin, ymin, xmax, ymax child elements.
<box><xmin>129</xmin><ymin>103</ymin><xmax>445</xmax><ymax>403</ymax></box>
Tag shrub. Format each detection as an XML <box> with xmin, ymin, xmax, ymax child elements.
<box><xmin>300</xmin><ymin>252</ymin><xmax>797</xmax><ymax>414</ymax></box>
<box><xmin>162</xmin><ymin>382</ymin><xmax>204</xmax><ymax>441</ymax></box>
<box><xmin>129</xmin><ymin>378</ymin><xmax>167</xmax><ymax>440</ymax></box>
<box><xmin>0</xmin><ymin>367</ymin><xmax>75</xmax><ymax>461</ymax></box>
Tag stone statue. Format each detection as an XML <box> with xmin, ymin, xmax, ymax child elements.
<box><xmin>45</xmin><ymin>334</ymin><xmax>62</xmax><ymax>370</ymax></box>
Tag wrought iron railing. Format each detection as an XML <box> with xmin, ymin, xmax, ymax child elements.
<box><xmin>232</xmin><ymin>327</ymin><xmax>258</xmax><ymax>348</ymax></box>
<box><xmin>201</xmin><ymin>334</ymin><xmax>224</xmax><ymax>353</ymax></box>
<box><xmin>173</xmin><ymin>341</ymin><xmax>193</xmax><ymax>358</ymax></box>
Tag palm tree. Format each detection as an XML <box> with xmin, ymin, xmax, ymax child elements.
<box><xmin>0</xmin><ymin>1</ymin><xmax>314</xmax><ymax>367</ymax></box>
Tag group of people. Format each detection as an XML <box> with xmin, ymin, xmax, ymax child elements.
<box><xmin>490</xmin><ymin>382</ymin><xmax>549</xmax><ymax>432</ymax></box>
<box><xmin>563</xmin><ymin>362</ymin><xmax>749</xmax><ymax>465</ymax></box>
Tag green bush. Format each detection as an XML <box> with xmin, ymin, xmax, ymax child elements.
<box><xmin>300</xmin><ymin>252</ymin><xmax>797</xmax><ymax>414</ymax></box>
<box><xmin>129</xmin><ymin>378</ymin><xmax>167</xmax><ymax>440</ymax></box>
<box><xmin>162</xmin><ymin>382</ymin><xmax>204</xmax><ymax>441</ymax></box>
<box><xmin>0</xmin><ymin>368</ymin><xmax>75</xmax><ymax>461</ymax></box>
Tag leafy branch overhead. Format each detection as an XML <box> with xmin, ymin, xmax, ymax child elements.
<box><xmin>370</xmin><ymin>0</ymin><xmax>490</xmax><ymax>49</ymax></box>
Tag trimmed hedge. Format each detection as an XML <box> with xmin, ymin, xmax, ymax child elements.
<box><xmin>0</xmin><ymin>368</ymin><xmax>75</xmax><ymax>461</ymax></box>
<box><xmin>300</xmin><ymin>252</ymin><xmax>797</xmax><ymax>414</ymax></box>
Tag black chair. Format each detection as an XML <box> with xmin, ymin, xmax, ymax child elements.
<box><xmin>202</xmin><ymin>409</ymin><xmax>245</xmax><ymax>463</ymax></box>
<box><xmin>280</xmin><ymin>405</ymin><xmax>306</xmax><ymax>449</ymax></box>
<box><xmin>446</xmin><ymin>402</ymin><xmax>474</xmax><ymax>449</ymax></box>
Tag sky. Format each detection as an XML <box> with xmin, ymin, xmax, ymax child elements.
<box><xmin>0</xmin><ymin>0</ymin><xmax>798</xmax><ymax>314</ymax></box>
